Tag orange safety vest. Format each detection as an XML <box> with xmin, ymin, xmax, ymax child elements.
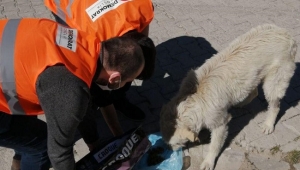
<box><xmin>0</xmin><ymin>18</ymin><xmax>100</xmax><ymax>115</ymax></box>
<box><xmin>45</xmin><ymin>0</ymin><xmax>154</xmax><ymax>40</ymax></box>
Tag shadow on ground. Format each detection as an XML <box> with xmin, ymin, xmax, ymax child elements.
<box><xmin>130</xmin><ymin>36</ymin><xmax>218</xmax><ymax>133</ymax></box>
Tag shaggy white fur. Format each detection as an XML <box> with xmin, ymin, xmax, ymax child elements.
<box><xmin>160</xmin><ymin>24</ymin><xmax>297</xmax><ymax>170</ymax></box>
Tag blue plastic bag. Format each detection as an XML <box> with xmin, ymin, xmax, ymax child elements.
<box><xmin>133</xmin><ymin>132</ymin><xmax>183</xmax><ymax>170</ymax></box>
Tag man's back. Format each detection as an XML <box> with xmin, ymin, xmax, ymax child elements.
<box><xmin>45</xmin><ymin>0</ymin><xmax>154</xmax><ymax>40</ymax></box>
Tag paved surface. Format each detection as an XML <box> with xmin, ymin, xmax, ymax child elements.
<box><xmin>0</xmin><ymin>0</ymin><xmax>300</xmax><ymax>170</ymax></box>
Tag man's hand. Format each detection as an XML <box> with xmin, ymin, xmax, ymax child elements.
<box><xmin>87</xmin><ymin>139</ymin><xmax>102</xmax><ymax>151</ymax></box>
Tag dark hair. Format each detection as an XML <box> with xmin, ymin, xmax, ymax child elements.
<box><xmin>102</xmin><ymin>37</ymin><xmax>144</xmax><ymax>80</ymax></box>
<box><xmin>122</xmin><ymin>30</ymin><xmax>156</xmax><ymax>80</ymax></box>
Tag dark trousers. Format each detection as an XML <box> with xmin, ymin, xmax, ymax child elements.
<box><xmin>0</xmin><ymin>112</ymin><xmax>51</xmax><ymax>170</ymax></box>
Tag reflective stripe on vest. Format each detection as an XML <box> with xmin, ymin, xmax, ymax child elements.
<box><xmin>45</xmin><ymin>0</ymin><xmax>154</xmax><ymax>40</ymax></box>
<box><xmin>0</xmin><ymin>19</ymin><xmax>25</xmax><ymax>115</ymax></box>
<box><xmin>55</xmin><ymin>0</ymin><xmax>75</xmax><ymax>22</ymax></box>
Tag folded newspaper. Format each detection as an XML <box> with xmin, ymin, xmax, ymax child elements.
<box><xmin>76</xmin><ymin>127</ymin><xmax>151</xmax><ymax>170</ymax></box>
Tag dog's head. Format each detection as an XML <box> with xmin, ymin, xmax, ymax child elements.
<box><xmin>160</xmin><ymin>70</ymin><xmax>200</xmax><ymax>151</ymax></box>
<box><xmin>160</xmin><ymin>100</ymin><xmax>200</xmax><ymax>151</ymax></box>
<box><xmin>168</xmin><ymin>127</ymin><xmax>199</xmax><ymax>150</ymax></box>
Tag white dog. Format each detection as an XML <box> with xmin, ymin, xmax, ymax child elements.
<box><xmin>160</xmin><ymin>24</ymin><xmax>297</xmax><ymax>170</ymax></box>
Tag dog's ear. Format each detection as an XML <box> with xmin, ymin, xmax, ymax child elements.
<box><xmin>181</xmin><ymin>128</ymin><xmax>199</xmax><ymax>142</ymax></box>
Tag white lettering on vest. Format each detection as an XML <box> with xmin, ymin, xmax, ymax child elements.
<box><xmin>67</xmin><ymin>30</ymin><xmax>74</xmax><ymax>50</ymax></box>
<box><xmin>56</xmin><ymin>25</ymin><xmax>78</xmax><ymax>52</ymax></box>
<box><xmin>86</xmin><ymin>0</ymin><xmax>131</xmax><ymax>22</ymax></box>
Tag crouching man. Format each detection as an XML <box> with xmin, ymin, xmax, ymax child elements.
<box><xmin>0</xmin><ymin>18</ymin><xmax>144</xmax><ymax>170</ymax></box>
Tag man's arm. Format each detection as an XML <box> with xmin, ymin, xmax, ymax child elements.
<box><xmin>36</xmin><ymin>66</ymin><xmax>90</xmax><ymax>170</ymax></box>
<box><xmin>77</xmin><ymin>105</ymin><xmax>100</xmax><ymax>150</ymax></box>
<box><xmin>100</xmin><ymin>104</ymin><xmax>123</xmax><ymax>137</ymax></box>
<box><xmin>80</xmin><ymin>104</ymin><xmax>124</xmax><ymax>151</ymax></box>
<box><xmin>78</xmin><ymin>82</ymin><xmax>124</xmax><ymax>151</ymax></box>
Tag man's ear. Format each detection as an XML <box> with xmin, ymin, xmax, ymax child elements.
<box><xmin>108</xmin><ymin>72</ymin><xmax>121</xmax><ymax>84</ymax></box>
<box><xmin>180</xmin><ymin>128</ymin><xmax>199</xmax><ymax>142</ymax></box>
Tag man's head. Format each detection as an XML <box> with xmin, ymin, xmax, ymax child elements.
<box><xmin>96</xmin><ymin>37</ymin><xmax>144</xmax><ymax>90</ymax></box>
<box><xmin>122</xmin><ymin>30</ymin><xmax>156</xmax><ymax>80</ymax></box>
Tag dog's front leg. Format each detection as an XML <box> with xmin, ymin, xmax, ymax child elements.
<box><xmin>262</xmin><ymin>98</ymin><xmax>280</xmax><ymax>134</ymax></box>
<box><xmin>200</xmin><ymin>124</ymin><xmax>228</xmax><ymax>170</ymax></box>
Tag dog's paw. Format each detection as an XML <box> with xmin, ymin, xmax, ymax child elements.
<box><xmin>200</xmin><ymin>160</ymin><xmax>214</xmax><ymax>170</ymax></box>
<box><xmin>261</xmin><ymin>123</ymin><xmax>274</xmax><ymax>134</ymax></box>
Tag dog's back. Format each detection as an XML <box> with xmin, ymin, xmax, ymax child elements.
<box><xmin>193</xmin><ymin>24</ymin><xmax>296</xmax><ymax>107</ymax></box>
